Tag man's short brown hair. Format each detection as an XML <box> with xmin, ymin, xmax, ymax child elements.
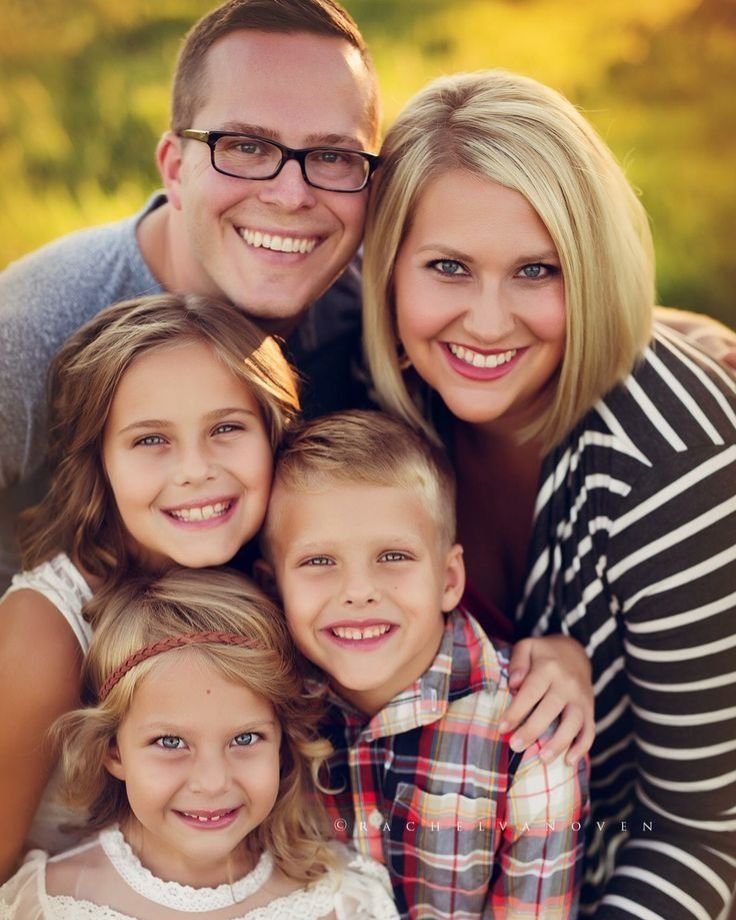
<box><xmin>171</xmin><ymin>0</ymin><xmax>379</xmax><ymax>144</ymax></box>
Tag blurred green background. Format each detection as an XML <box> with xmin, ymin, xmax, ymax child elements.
<box><xmin>1</xmin><ymin>0</ymin><xmax>734</xmax><ymax>324</ymax></box>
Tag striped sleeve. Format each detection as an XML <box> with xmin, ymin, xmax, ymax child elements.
<box><xmin>596</xmin><ymin>442</ymin><xmax>736</xmax><ymax>919</ymax></box>
<box><xmin>518</xmin><ymin>329</ymin><xmax>736</xmax><ymax>919</ymax></box>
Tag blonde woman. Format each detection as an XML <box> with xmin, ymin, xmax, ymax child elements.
<box><xmin>363</xmin><ymin>69</ymin><xmax>736</xmax><ymax>918</ymax></box>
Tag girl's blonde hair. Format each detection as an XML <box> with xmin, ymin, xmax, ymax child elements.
<box><xmin>54</xmin><ymin>567</ymin><xmax>334</xmax><ymax>883</ymax></box>
<box><xmin>363</xmin><ymin>69</ymin><xmax>655</xmax><ymax>450</ymax></box>
<box><xmin>19</xmin><ymin>293</ymin><xmax>300</xmax><ymax>578</ymax></box>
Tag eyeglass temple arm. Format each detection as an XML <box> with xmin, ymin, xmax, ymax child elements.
<box><xmin>179</xmin><ymin>129</ymin><xmax>210</xmax><ymax>142</ymax></box>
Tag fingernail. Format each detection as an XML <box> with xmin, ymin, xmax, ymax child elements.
<box><xmin>539</xmin><ymin>748</ymin><xmax>553</xmax><ymax>762</ymax></box>
<box><xmin>509</xmin><ymin>735</ymin><xmax>523</xmax><ymax>751</ymax></box>
<box><xmin>499</xmin><ymin>721</ymin><xmax>509</xmax><ymax>734</ymax></box>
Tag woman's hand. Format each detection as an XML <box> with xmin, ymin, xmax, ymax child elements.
<box><xmin>499</xmin><ymin>634</ymin><xmax>594</xmax><ymax>766</ymax></box>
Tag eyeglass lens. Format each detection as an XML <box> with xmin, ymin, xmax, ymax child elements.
<box><xmin>213</xmin><ymin>136</ymin><xmax>369</xmax><ymax>190</ymax></box>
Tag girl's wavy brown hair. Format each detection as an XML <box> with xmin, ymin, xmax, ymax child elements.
<box><xmin>53</xmin><ymin>567</ymin><xmax>334</xmax><ymax>883</ymax></box>
<box><xmin>18</xmin><ymin>293</ymin><xmax>299</xmax><ymax>580</ymax></box>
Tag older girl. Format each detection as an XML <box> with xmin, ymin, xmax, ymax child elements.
<box><xmin>363</xmin><ymin>69</ymin><xmax>736</xmax><ymax>918</ymax></box>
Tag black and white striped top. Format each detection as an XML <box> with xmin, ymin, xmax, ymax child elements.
<box><xmin>517</xmin><ymin>325</ymin><xmax>736</xmax><ymax>919</ymax></box>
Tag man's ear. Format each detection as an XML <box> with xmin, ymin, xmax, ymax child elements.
<box><xmin>156</xmin><ymin>131</ymin><xmax>185</xmax><ymax>211</ymax></box>
<box><xmin>103</xmin><ymin>740</ymin><xmax>126</xmax><ymax>781</ymax></box>
<box><xmin>441</xmin><ymin>543</ymin><xmax>465</xmax><ymax>613</ymax></box>
<box><xmin>253</xmin><ymin>558</ymin><xmax>280</xmax><ymax>602</ymax></box>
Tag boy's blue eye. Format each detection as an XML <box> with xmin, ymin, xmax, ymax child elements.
<box><xmin>380</xmin><ymin>551</ymin><xmax>409</xmax><ymax>562</ymax></box>
<box><xmin>304</xmin><ymin>556</ymin><xmax>334</xmax><ymax>567</ymax></box>
<box><xmin>233</xmin><ymin>732</ymin><xmax>259</xmax><ymax>747</ymax></box>
<box><xmin>156</xmin><ymin>735</ymin><xmax>184</xmax><ymax>750</ymax></box>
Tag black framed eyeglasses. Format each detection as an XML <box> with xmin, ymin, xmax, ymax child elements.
<box><xmin>179</xmin><ymin>129</ymin><xmax>380</xmax><ymax>193</ymax></box>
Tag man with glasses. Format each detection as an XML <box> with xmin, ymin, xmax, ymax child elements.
<box><xmin>0</xmin><ymin>0</ymin><xmax>380</xmax><ymax>589</ymax></box>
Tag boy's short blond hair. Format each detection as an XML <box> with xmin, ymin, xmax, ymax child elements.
<box><xmin>265</xmin><ymin>410</ymin><xmax>457</xmax><ymax>551</ymax></box>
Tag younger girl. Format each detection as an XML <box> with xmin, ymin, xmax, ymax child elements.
<box><xmin>0</xmin><ymin>567</ymin><xmax>399</xmax><ymax>918</ymax></box>
<box><xmin>0</xmin><ymin>293</ymin><xmax>300</xmax><ymax>875</ymax></box>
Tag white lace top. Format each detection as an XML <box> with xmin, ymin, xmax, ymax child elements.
<box><xmin>0</xmin><ymin>826</ymin><xmax>399</xmax><ymax>920</ymax></box>
<box><xmin>2</xmin><ymin>552</ymin><xmax>93</xmax><ymax>854</ymax></box>
<box><xmin>3</xmin><ymin>552</ymin><xmax>93</xmax><ymax>651</ymax></box>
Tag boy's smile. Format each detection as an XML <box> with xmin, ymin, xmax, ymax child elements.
<box><xmin>266</xmin><ymin>482</ymin><xmax>464</xmax><ymax>715</ymax></box>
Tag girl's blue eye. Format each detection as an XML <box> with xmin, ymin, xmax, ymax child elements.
<box><xmin>136</xmin><ymin>434</ymin><xmax>166</xmax><ymax>447</ymax></box>
<box><xmin>213</xmin><ymin>423</ymin><xmax>242</xmax><ymax>435</ymax></box>
<box><xmin>233</xmin><ymin>732</ymin><xmax>259</xmax><ymax>747</ymax></box>
<box><xmin>156</xmin><ymin>735</ymin><xmax>184</xmax><ymax>750</ymax></box>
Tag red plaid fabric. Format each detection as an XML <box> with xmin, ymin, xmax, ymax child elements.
<box><xmin>320</xmin><ymin>610</ymin><xmax>589</xmax><ymax>919</ymax></box>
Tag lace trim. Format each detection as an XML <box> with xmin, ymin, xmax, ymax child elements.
<box><xmin>100</xmin><ymin>826</ymin><xmax>273</xmax><ymax>910</ymax></box>
<box><xmin>47</xmin><ymin>870</ymin><xmax>341</xmax><ymax>919</ymax></box>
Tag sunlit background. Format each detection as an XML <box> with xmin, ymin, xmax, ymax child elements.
<box><xmin>1</xmin><ymin>0</ymin><xmax>734</xmax><ymax>324</ymax></box>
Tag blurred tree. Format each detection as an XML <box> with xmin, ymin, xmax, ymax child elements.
<box><xmin>0</xmin><ymin>0</ymin><xmax>733</xmax><ymax>324</ymax></box>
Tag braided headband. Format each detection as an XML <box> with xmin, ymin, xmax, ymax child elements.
<box><xmin>98</xmin><ymin>632</ymin><xmax>263</xmax><ymax>702</ymax></box>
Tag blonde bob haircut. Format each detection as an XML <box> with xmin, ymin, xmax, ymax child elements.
<box><xmin>19</xmin><ymin>293</ymin><xmax>300</xmax><ymax>579</ymax></box>
<box><xmin>265</xmin><ymin>409</ymin><xmax>457</xmax><ymax>551</ymax></box>
<box><xmin>53</xmin><ymin>567</ymin><xmax>334</xmax><ymax>884</ymax></box>
<box><xmin>363</xmin><ymin>69</ymin><xmax>656</xmax><ymax>450</ymax></box>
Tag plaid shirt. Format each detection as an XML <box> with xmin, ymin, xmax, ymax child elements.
<box><xmin>320</xmin><ymin>610</ymin><xmax>589</xmax><ymax>919</ymax></box>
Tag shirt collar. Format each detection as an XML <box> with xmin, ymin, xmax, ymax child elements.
<box><xmin>326</xmin><ymin>609</ymin><xmax>504</xmax><ymax>742</ymax></box>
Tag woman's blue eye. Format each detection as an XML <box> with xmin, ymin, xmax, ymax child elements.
<box><xmin>213</xmin><ymin>423</ymin><xmax>242</xmax><ymax>435</ymax></box>
<box><xmin>156</xmin><ymin>735</ymin><xmax>184</xmax><ymax>749</ymax></box>
<box><xmin>518</xmin><ymin>262</ymin><xmax>557</xmax><ymax>279</ymax></box>
<box><xmin>431</xmin><ymin>259</ymin><xmax>467</xmax><ymax>276</ymax></box>
<box><xmin>233</xmin><ymin>732</ymin><xmax>259</xmax><ymax>747</ymax></box>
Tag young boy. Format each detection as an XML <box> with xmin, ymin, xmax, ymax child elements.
<box><xmin>261</xmin><ymin>410</ymin><xmax>589</xmax><ymax>919</ymax></box>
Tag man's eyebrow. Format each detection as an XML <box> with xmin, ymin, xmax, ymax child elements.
<box><xmin>215</xmin><ymin>122</ymin><xmax>365</xmax><ymax>149</ymax></box>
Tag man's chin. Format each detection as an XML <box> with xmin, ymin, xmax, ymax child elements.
<box><xmin>229</xmin><ymin>296</ymin><xmax>313</xmax><ymax>336</ymax></box>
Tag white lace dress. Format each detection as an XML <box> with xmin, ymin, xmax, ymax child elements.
<box><xmin>2</xmin><ymin>552</ymin><xmax>93</xmax><ymax>853</ymax></box>
<box><xmin>0</xmin><ymin>826</ymin><xmax>399</xmax><ymax>920</ymax></box>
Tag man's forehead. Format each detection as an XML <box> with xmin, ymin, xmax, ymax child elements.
<box><xmin>194</xmin><ymin>29</ymin><xmax>377</xmax><ymax>148</ymax></box>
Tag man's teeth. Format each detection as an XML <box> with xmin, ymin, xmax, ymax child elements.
<box><xmin>239</xmin><ymin>228</ymin><xmax>317</xmax><ymax>254</ymax></box>
<box><xmin>448</xmin><ymin>343</ymin><xmax>518</xmax><ymax>369</ymax></box>
<box><xmin>168</xmin><ymin>501</ymin><xmax>231</xmax><ymax>522</ymax></box>
<box><xmin>332</xmin><ymin>624</ymin><xmax>391</xmax><ymax>641</ymax></box>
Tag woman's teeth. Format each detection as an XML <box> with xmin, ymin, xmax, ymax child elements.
<box><xmin>449</xmin><ymin>343</ymin><xmax>517</xmax><ymax>368</ymax></box>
